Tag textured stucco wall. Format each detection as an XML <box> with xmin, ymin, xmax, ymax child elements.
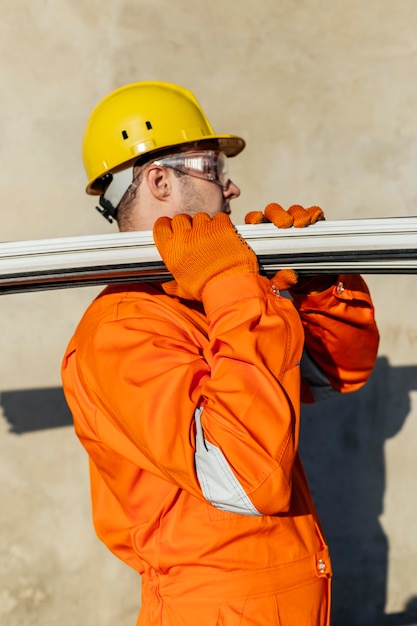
<box><xmin>1</xmin><ymin>1</ymin><xmax>417</xmax><ymax>624</ymax></box>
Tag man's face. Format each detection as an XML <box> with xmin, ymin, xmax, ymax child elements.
<box><xmin>163</xmin><ymin>149</ymin><xmax>240</xmax><ymax>218</ymax></box>
<box><xmin>119</xmin><ymin>150</ymin><xmax>241</xmax><ymax>232</ymax></box>
<box><xmin>174</xmin><ymin>173</ymin><xmax>240</xmax><ymax>219</ymax></box>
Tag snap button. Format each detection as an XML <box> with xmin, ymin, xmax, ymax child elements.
<box><xmin>317</xmin><ymin>559</ymin><xmax>326</xmax><ymax>574</ymax></box>
<box><xmin>336</xmin><ymin>281</ymin><xmax>344</xmax><ymax>294</ymax></box>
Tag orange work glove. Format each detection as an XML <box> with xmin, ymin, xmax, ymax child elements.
<box><xmin>245</xmin><ymin>202</ymin><xmax>337</xmax><ymax>294</ymax></box>
<box><xmin>245</xmin><ymin>202</ymin><xmax>324</xmax><ymax>228</ymax></box>
<box><xmin>153</xmin><ymin>212</ymin><xmax>259</xmax><ymax>301</ymax></box>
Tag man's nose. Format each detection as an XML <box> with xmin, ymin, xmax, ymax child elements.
<box><xmin>223</xmin><ymin>179</ymin><xmax>241</xmax><ymax>199</ymax></box>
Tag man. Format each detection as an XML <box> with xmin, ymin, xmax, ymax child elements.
<box><xmin>61</xmin><ymin>81</ymin><xmax>379</xmax><ymax>625</ymax></box>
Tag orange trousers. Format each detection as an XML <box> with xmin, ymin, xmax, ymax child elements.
<box><xmin>137</xmin><ymin>550</ymin><xmax>331</xmax><ymax>626</ymax></box>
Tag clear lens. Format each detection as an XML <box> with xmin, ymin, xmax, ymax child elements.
<box><xmin>152</xmin><ymin>151</ymin><xmax>229</xmax><ymax>187</ymax></box>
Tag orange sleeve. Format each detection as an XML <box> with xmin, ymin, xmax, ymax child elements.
<box><xmin>290</xmin><ymin>274</ymin><xmax>379</xmax><ymax>401</ymax></box>
<box><xmin>197</xmin><ymin>274</ymin><xmax>306</xmax><ymax>515</ymax></box>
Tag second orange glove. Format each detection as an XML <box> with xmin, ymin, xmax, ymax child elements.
<box><xmin>153</xmin><ymin>212</ymin><xmax>259</xmax><ymax>301</ymax></box>
<box><xmin>245</xmin><ymin>202</ymin><xmax>324</xmax><ymax>228</ymax></box>
<box><xmin>245</xmin><ymin>202</ymin><xmax>337</xmax><ymax>294</ymax></box>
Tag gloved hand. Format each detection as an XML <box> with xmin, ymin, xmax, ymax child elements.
<box><xmin>245</xmin><ymin>202</ymin><xmax>324</xmax><ymax>228</ymax></box>
<box><xmin>153</xmin><ymin>212</ymin><xmax>259</xmax><ymax>300</ymax></box>
<box><xmin>245</xmin><ymin>202</ymin><xmax>337</xmax><ymax>294</ymax></box>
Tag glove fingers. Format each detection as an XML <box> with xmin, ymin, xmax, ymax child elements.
<box><xmin>161</xmin><ymin>279</ymin><xmax>179</xmax><ymax>296</ymax></box>
<box><xmin>306</xmin><ymin>206</ymin><xmax>325</xmax><ymax>224</ymax></box>
<box><xmin>212</xmin><ymin>212</ymin><xmax>233</xmax><ymax>228</ymax></box>
<box><xmin>162</xmin><ymin>279</ymin><xmax>196</xmax><ymax>300</ymax></box>
<box><xmin>192</xmin><ymin>212</ymin><xmax>212</xmax><ymax>227</ymax></box>
<box><xmin>193</xmin><ymin>212</ymin><xmax>234</xmax><ymax>242</ymax></box>
<box><xmin>245</xmin><ymin>204</ymin><xmax>325</xmax><ymax>228</ymax></box>
<box><xmin>287</xmin><ymin>205</ymin><xmax>309</xmax><ymax>227</ymax></box>
<box><xmin>264</xmin><ymin>203</ymin><xmax>294</xmax><ymax>228</ymax></box>
<box><xmin>271</xmin><ymin>269</ymin><xmax>298</xmax><ymax>292</ymax></box>
<box><xmin>170</xmin><ymin>213</ymin><xmax>193</xmax><ymax>233</ymax></box>
<box><xmin>245</xmin><ymin>211</ymin><xmax>265</xmax><ymax>225</ymax></box>
<box><xmin>153</xmin><ymin>216</ymin><xmax>174</xmax><ymax>249</ymax></box>
<box><xmin>287</xmin><ymin>204</ymin><xmax>325</xmax><ymax>227</ymax></box>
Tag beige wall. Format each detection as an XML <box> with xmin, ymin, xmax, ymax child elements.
<box><xmin>1</xmin><ymin>1</ymin><xmax>417</xmax><ymax>624</ymax></box>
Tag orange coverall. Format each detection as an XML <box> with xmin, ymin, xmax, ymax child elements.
<box><xmin>61</xmin><ymin>272</ymin><xmax>379</xmax><ymax>625</ymax></box>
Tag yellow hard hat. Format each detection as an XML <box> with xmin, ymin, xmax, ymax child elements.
<box><xmin>82</xmin><ymin>81</ymin><xmax>245</xmax><ymax>195</ymax></box>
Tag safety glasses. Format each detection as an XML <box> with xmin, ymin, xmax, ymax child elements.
<box><xmin>152</xmin><ymin>150</ymin><xmax>229</xmax><ymax>188</ymax></box>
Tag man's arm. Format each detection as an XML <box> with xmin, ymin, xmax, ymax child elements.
<box><xmin>290</xmin><ymin>274</ymin><xmax>379</xmax><ymax>402</ymax></box>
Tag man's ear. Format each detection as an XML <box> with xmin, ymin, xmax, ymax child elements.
<box><xmin>145</xmin><ymin>165</ymin><xmax>172</xmax><ymax>200</ymax></box>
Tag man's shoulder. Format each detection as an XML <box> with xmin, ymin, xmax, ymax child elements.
<box><xmin>79</xmin><ymin>282</ymin><xmax>165</xmax><ymax>325</ymax></box>
<box><xmin>65</xmin><ymin>283</ymin><xmax>165</xmax><ymax>356</ymax></box>
<box><xmin>64</xmin><ymin>282</ymin><xmax>208</xmax><ymax>362</ymax></box>
<box><xmin>74</xmin><ymin>282</ymin><xmax>205</xmax><ymax>333</ymax></box>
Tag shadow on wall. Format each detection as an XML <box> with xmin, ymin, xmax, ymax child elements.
<box><xmin>0</xmin><ymin>357</ymin><xmax>416</xmax><ymax>625</ymax></box>
<box><xmin>300</xmin><ymin>356</ymin><xmax>417</xmax><ymax>626</ymax></box>
<box><xmin>0</xmin><ymin>386</ymin><xmax>73</xmax><ymax>433</ymax></box>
